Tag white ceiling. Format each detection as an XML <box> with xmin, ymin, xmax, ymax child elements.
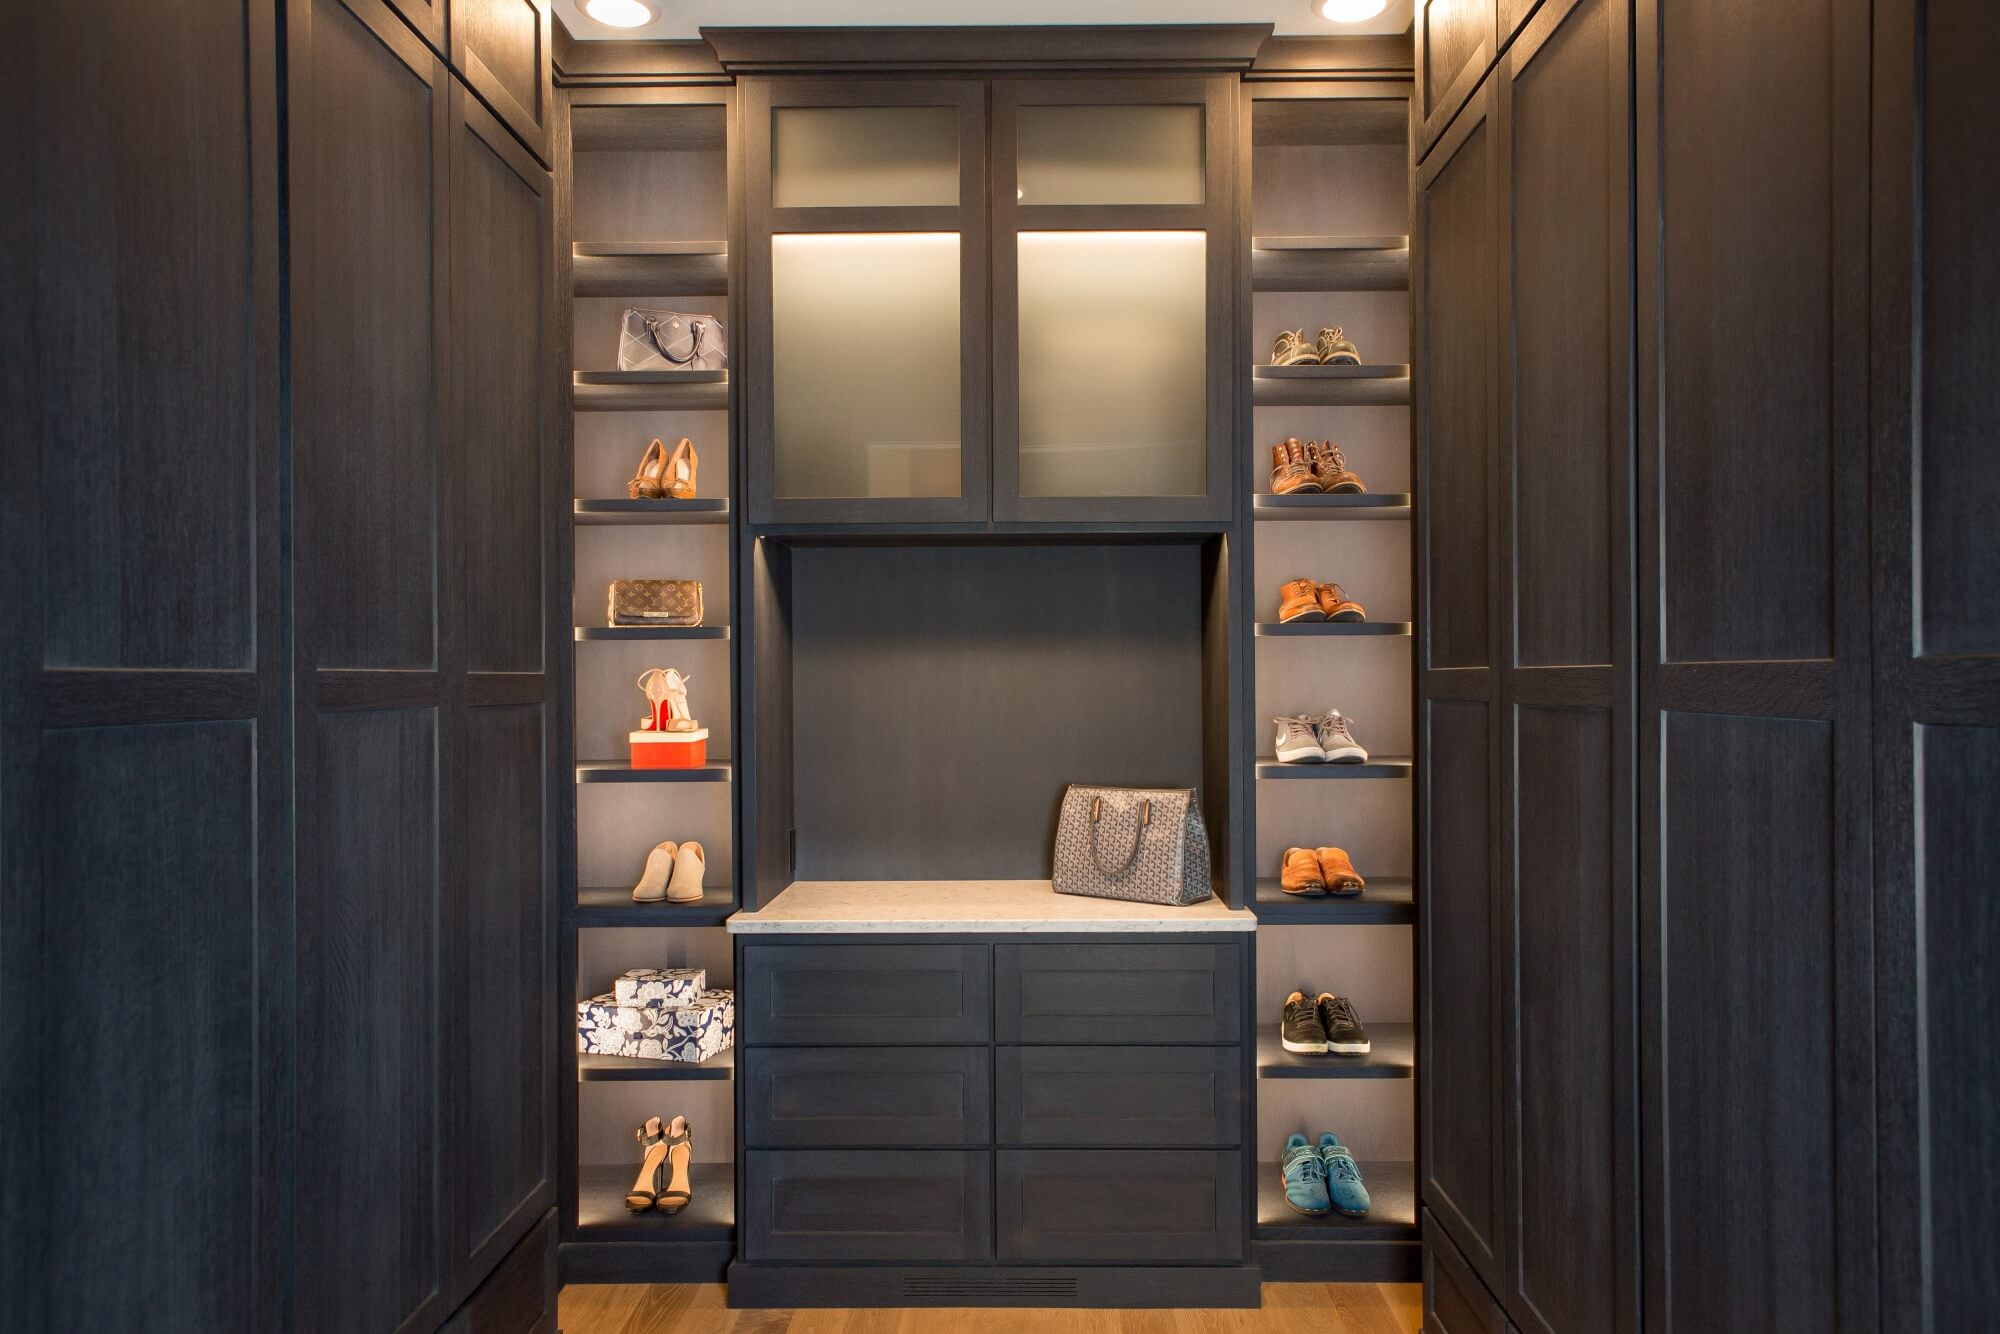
<box><xmin>555</xmin><ymin>0</ymin><xmax>1415</xmax><ymax>42</ymax></box>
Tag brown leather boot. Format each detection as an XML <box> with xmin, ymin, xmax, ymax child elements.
<box><xmin>1314</xmin><ymin>847</ymin><xmax>1365</xmax><ymax>895</ymax></box>
<box><xmin>1281</xmin><ymin>847</ymin><xmax>1328</xmax><ymax>896</ymax></box>
<box><xmin>1279</xmin><ymin>577</ymin><xmax>1325</xmax><ymax>623</ymax></box>
<box><xmin>1271</xmin><ymin>438</ymin><xmax>1321</xmax><ymax>495</ymax></box>
<box><xmin>1309</xmin><ymin>441</ymin><xmax>1366</xmax><ymax>494</ymax></box>
<box><xmin>1316</xmin><ymin>582</ymin><xmax>1365</xmax><ymax>622</ymax></box>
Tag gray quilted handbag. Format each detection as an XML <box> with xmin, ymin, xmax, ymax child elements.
<box><xmin>617</xmin><ymin>307</ymin><xmax>727</xmax><ymax>372</ymax></box>
<box><xmin>1052</xmin><ymin>785</ymin><xmax>1212</xmax><ymax>906</ymax></box>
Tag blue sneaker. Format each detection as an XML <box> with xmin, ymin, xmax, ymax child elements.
<box><xmin>1317</xmin><ymin>1132</ymin><xmax>1371</xmax><ymax>1218</ymax></box>
<box><xmin>1281</xmin><ymin>1132</ymin><xmax>1331</xmax><ymax>1216</ymax></box>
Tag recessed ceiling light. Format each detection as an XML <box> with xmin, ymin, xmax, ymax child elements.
<box><xmin>585</xmin><ymin>0</ymin><xmax>654</xmax><ymax>28</ymax></box>
<box><xmin>1316</xmin><ymin>0</ymin><xmax>1390</xmax><ymax>21</ymax></box>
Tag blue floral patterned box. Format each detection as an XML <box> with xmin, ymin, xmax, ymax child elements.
<box><xmin>611</xmin><ymin>966</ymin><xmax>705</xmax><ymax>1008</ymax></box>
<box><xmin>576</xmin><ymin>988</ymin><xmax>734</xmax><ymax>1064</ymax></box>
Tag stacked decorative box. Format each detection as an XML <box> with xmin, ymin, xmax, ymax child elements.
<box><xmin>577</xmin><ymin>966</ymin><xmax>735</xmax><ymax>1064</ymax></box>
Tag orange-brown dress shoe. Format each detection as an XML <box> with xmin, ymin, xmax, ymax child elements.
<box><xmin>1271</xmin><ymin>438</ymin><xmax>1322</xmax><ymax>495</ymax></box>
<box><xmin>1316</xmin><ymin>582</ymin><xmax>1366</xmax><ymax>622</ymax></box>
<box><xmin>1314</xmin><ymin>847</ymin><xmax>1365</xmax><ymax>896</ymax></box>
<box><xmin>1279</xmin><ymin>577</ymin><xmax>1326</xmax><ymax>623</ymax></box>
<box><xmin>1281</xmin><ymin>847</ymin><xmax>1328</xmax><ymax>895</ymax></box>
<box><xmin>1309</xmin><ymin>441</ymin><xmax>1366</xmax><ymax>494</ymax></box>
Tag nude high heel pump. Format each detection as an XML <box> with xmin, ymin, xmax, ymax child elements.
<box><xmin>657</xmin><ymin>1116</ymin><xmax>694</xmax><ymax>1213</ymax></box>
<box><xmin>632</xmin><ymin>840</ymin><xmax>679</xmax><ymax>903</ymax></box>
<box><xmin>625</xmin><ymin>1117</ymin><xmax>669</xmax><ymax>1211</ymax></box>
<box><xmin>664</xmin><ymin>437</ymin><xmax>699</xmax><ymax>500</ymax></box>
<box><xmin>666</xmin><ymin>841</ymin><xmax>705</xmax><ymax>904</ymax></box>
<box><xmin>628</xmin><ymin>439</ymin><xmax>668</xmax><ymax>499</ymax></box>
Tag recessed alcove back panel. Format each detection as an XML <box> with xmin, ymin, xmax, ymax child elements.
<box><xmin>790</xmin><ymin>543</ymin><xmax>1204</xmax><ymax>880</ymax></box>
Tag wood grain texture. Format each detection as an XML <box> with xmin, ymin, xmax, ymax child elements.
<box><xmin>559</xmin><ymin>1282</ymin><xmax>1423</xmax><ymax>1333</ymax></box>
<box><xmin>1416</xmin><ymin>0</ymin><xmax>1497</xmax><ymax>154</ymax></box>
<box><xmin>450</xmin><ymin>0</ymin><xmax>552</xmax><ymax>164</ymax></box>
<box><xmin>997</xmin><ymin>1150</ymin><xmax>1243</xmax><ymax>1263</ymax></box>
<box><xmin>743</xmin><ymin>1151</ymin><xmax>993</xmax><ymax>1263</ymax></box>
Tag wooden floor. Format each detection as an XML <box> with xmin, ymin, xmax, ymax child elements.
<box><xmin>559</xmin><ymin>1283</ymin><xmax>1423</xmax><ymax>1333</ymax></box>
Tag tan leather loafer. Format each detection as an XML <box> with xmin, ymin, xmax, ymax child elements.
<box><xmin>1280</xmin><ymin>577</ymin><xmax>1326</xmax><ymax>623</ymax></box>
<box><xmin>1281</xmin><ymin>847</ymin><xmax>1328</xmax><ymax>895</ymax></box>
<box><xmin>1314</xmin><ymin>847</ymin><xmax>1365</xmax><ymax>895</ymax></box>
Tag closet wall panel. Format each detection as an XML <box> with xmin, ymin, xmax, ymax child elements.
<box><xmin>3</xmin><ymin>1</ymin><xmax>287</xmax><ymax>1330</ymax></box>
<box><xmin>1636</xmin><ymin>0</ymin><xmax>1876</xmax><ymax>1330</ymax></box>
<box><xmin>1871</xmin><ymin>3</ymin><xmax>2000</xmax><ymax>1330</ymax></box>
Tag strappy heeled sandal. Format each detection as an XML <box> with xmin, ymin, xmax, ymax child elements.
<box><xmin>663</xmin><ymin>437</ymin><xmax>699</xmax><ymax>500</ymax></box>
<box><xmin>656</xmin><ymin>1116</ymin><xmax>694</xmax><ymax>1213</ymax></box>
<box><xmin>628</xmin><ymin>439</ymin><xmax>668</xmax><ymax>500</ymax></box>
<box><xmin>625</xmin><ymin>1117</ymin><xmax>669</xmax><ymax>1211</ymax></box>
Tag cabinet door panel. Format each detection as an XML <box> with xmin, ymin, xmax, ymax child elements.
<box><xmin>449</xmin><ymin>0</ymin><xmax>552</xmax><ymax>164</ymax></box>
<box><xmin>1425</xmin><ymin>1209</ymin><xmax>1509</xmax><ymax>1334</ymax></box>
<box><xmin>1418</xmin><ymin>0</ymin><xmax>1497</xmax><ymax>156</ymax></box>
<box><xmin>743</xmin><ymin>1151</ymin><xmax>992</xmax><ymax>1262</ymax></box>
<box><xmin>995</xmin><ymin>941</ymin><xmax>1241</xmax><ymax>1044</ymax></box>
<box><xmin>997</xmin><ymin>1046</ymin><xmax>1241</xmax><ymax>1146</ymax></box>
<box><xmin>743</xmin><ymin>1047</ymin><xmax>992</xmax><ymax>1148</ymax></box>
<box><xmin>741</xmin><ymin>943</ymin><xmax>990</xmax><ymax>1045</ymax></box>
<box><xmin>996</xmin><ymin>1150</ymin><xmax>1242</xmax><ymax>1263</ymax></box>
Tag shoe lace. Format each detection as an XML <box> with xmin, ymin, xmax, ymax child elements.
<box><xmin>1326</xmin><ymin>443</ymin><xmax>1349</xmax><ymax>471</ymax></box>
<box><xmin>1326</xmin><ymin>1153</ymin><xmax>1363</xmax><ymax>1185</ymax></box>
<box><xmin>1317</xmin><ymin>710</ymin><xmax>1359</xmax><ymax>744</ymax></box>
<box><xmin>1276</xmin><ymin>716</ymin><xmax>1315</xmax><ymax>742</ymax></box>
<box><xmin>1322</xmin><ymin>994</ymin><xmax>1361</xmax><ymax>1029</ymax></box>
<box><xmin>1286</xmin><ymin>1151</ymin><xmax>1328</xmax><ymax>1184</ymax></box>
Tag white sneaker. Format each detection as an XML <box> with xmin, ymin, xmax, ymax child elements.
<box><xmin>1314</xmin><ymin>710</ymin><xmax>1368</xmax><ymax>764</ymax></box>
<box><xmin>1274</xmin><ymin>716</ymin><xmax>1328</xmax><ymax>763</ymax></box>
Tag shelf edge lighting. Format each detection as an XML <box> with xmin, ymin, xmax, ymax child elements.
<box><xmin>585</xmin><ymin>0</ymin><xmax>654</xmax><ymax>28</ymax></box>
<box><xmin>1316</xmin><ymin>0</ymin><xmax>1390</xmax><ymax>21</ymax></box>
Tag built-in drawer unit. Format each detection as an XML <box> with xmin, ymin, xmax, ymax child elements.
<box><xmin>742</xmin><ymin>1046</ymin><xmax>993</xmax><ymax>1148</ymax></box>
<box><xmin>996</xmin><ymin>1150</ymin><xmax>1244</xmax><ymax>1263</ymax></box>
<box><xmin>995</xmin><ymin>941</ymin><xmax>1243</xmax><ymax>1043</ymax></box>
<box><xmin>742</xmin><ymin>1149</ymin><xmax>994</xmax><ymax>1262</ymax></box>
<box><xmin>996</xmin><ymin>1045</ymin><xmax>1242</xmax><ymax>1146</ymax></box>
<box><xmin>741</xmin><ymin>942</ymin><xmax>991</xmax><ymax>1045</ymax></box>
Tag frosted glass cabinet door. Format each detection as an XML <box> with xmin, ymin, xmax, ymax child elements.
<box><xmin>770</xmin><ymin>233</ymin><xmax>962</xmax><ymax>500</ymax></box>
<box><xmin>1016</xmin><ymin>232</ymin><xmax>1208</xmax><ymax>497</ymax></box>
<box><xmin>772</xmin><ymin>106</ymin><xmax>959</xmax><ymax>209</ymax></box>
<box><xmin>1015</xmin><ymin>105</ymin><xmax>1205</xmax><ymax>206</ymax></box>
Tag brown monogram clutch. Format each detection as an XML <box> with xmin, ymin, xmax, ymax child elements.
<box><xmin>608</xmin><ymin>579</ymin><xmax>703</xmax><ymax>628</ymax></box>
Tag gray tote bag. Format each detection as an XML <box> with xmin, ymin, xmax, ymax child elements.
<box><xmin>1051</xmin><ymin>784</ymin><xmax>1212</xmax><ymax>906</ymax></box>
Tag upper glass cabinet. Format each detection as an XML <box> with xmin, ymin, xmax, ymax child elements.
<box><xmin>994</xmin><ymin>79</ymin><xmax>1235</xmax><ymax>523</ymax></box>
<box><xmin>745</xmin><ymin>81</ymin><xmax>989</xmax><ymax>524</ymax></box>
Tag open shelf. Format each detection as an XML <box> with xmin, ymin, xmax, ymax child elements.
<box><xmin>1252</xmin><ymin>236</ymin><xmax>1409</xmax><ymax>292</ymax></box>
<box><xmin>1254</xmin><ymin>1162</ymin><xmax>1418</xmax><ymax>1242</ymax></box>
<box><xmin>1253</xmin><ymin>493</ymin><xmax>1412</xmax><ymax>520</ymax></box>
<box><xmin>576</xmin><ymin>761</ymin><xmax>732</xmax><ymax>784</ymax></box>
<box><xmin>1252</xmin><ymin>877</ymin><xmax>1415</xmax><ymax>925</ymax></box>
<box><xmin>1256</xmin><ymin>756</ymin><xmax>1414</xmax><ymax>780</ymax></box>
<box><xmin>574</xmin><ymin>499</ymin><xmax>729</xmax><ymax>525</ymax></box>
<box><xmin>574</xmin><ymin>625</ymin><xmax>730</xmax><ymax>641</ymax></box>
<box><xmin>1252</xmin><ymin>366</ymin><xmax>1410</xmax><ymax>407</ymax></box>
<box><xmin>1255</xmin><ymin>621</ymin><xmax>1411</xmax><ymax>637</ymax></box>
<box><xmin>571</xmin><ymin>104</ymin><xmax>726</xmax><ymax>153</ymax></box>
<box><xmin>577</xmin><ymin>1049</ymin><xmax>735</xmax><ymax>1082</ymax></box>
<box><xmin>576</xmin><ymin>885</ymin><xmax>736</xmax><ymax>926</ymax></box>
<box><xmin>574</xmin><ymin>371</ymin><xmax>728</xmax><ymax>412</ymax></box>
<box><xmin>1257</xmin><ymin>1023</ymin><xmax>1415</xmax><ymax>1078</ymax></box>
<box><xmin>575</xmin><ymin>1162</ymin><xmax>735</xmax><ymax>1241</ymax></box>
<box><xmin>573</xmin><ymin>243</ymin><xmax>727</xmax><ymax>297</ymax></box>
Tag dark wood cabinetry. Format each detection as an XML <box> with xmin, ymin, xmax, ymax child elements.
<box><xmin>451</xmin><ymin>0</ymin><xmax>554</xmax><ymax>163</ymax></box>
<box><xmin>1415</xmin><ymin>0</ymin><xmax>1496</xmax><ymax>156</ymax></box>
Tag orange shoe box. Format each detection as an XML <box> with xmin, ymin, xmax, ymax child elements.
<box><xmin>629</xmin><ymin>727</ymin><xmax>708</xmax><ymax>769</ymax></box>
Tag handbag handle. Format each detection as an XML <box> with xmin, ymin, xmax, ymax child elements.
<box><xmin>1087</xmin><ymin>794</ymin><xmax>1151</xmax><ymax>877</ymax></box>
<box><xmin>645</xmin><ymin>315</ymin><xmax>705</xmax><ymax>366</ymax></box>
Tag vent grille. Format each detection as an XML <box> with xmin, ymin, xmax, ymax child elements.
<box><xmin>901</xmin><ymin>1276</ymin><xmax>1080</xmax><ymax>1303</ymax></box>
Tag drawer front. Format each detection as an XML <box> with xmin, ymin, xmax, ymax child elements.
<box><xmin>995</xmin><ymin>941</ymin><xmax>1242</xmax><ymax>1043</ymax></box>
<box><xmin>741</xmin><ymin>943</ymin><xmax>990</xmax><ymax>1045</ymax></box>
<box><xmin>997</xmin><ymin>1045</ymin><xmax>1242</xmax><ymax>1146</ymax></box>
<box><xmin>996</xmin><ymin>1149</ymin><xmax>1243</xmax><ymax>1263</ymax></box>
<box><xmin>743</xmin><ymin>1046</ymin><xmax>992</xmax><ymax>1148</ymax></box>
<box><xmin>743</xmin><ymin>1150</ymin><xmax>993</xmax><ymax>1263</ymax></box>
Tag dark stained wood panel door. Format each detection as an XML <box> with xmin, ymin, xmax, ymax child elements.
<box><xmin>1869</xmin><ymin>2</ymin><xmax>2000</xmax><ymax>1330</ymax></box>
<box><xmin>1416</xmin><ymin>0</ymin><xmax>1497</xmax><ymax>158</ymax></box>
<box><xmin>1415</xmin><ymin>72</ymin><xmax>1507</xmax><ymax>1294</ymax></box>
<box><xmin>1634</xmin><ymin>1</ymin><xmax>1877</xmax><ymax>1330</ymax></box>
<box><xmin>1493</xmin><ymin>0</ymin><xmax>1637</xmax><ymax>1331</ymax></box>
<box><xmin>450</xmin><ymin>0</ymin><xmax>552</xmax><ymax>164</ymax></box>
<box><xmin>1</xmin><ymin>0</ymin><xmax>288</xmax><ymax>1329</ymax></box>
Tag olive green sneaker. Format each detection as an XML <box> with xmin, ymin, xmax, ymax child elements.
<box><xmin>1271</xmin><ymin>329</ymin><xmax>1320</xmax><ymax>366</ymax></box>
<box><xmin>1315</xmin><ymin>325</ymin><xmax>1361</xmax><ymax>365</ymax></box>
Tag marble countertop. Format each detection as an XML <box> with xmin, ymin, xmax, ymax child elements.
<box><xmin>726</xmin><ymin>880</ymin><xmax>1257</xmax><ymax>934</ymax></box>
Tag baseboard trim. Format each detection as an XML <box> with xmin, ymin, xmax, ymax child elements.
<box><xmin>725</xmin><ymin>1263</ymin><xmax>1264</xmax><ymax>1308</ymax></box>
<box><xmin>1253</xmin><ymin>1236</ymin><xmax>1422</xmax><ymax>1282</ymax></box>
<box><xmin>559</xmin><ymin>1240</ymin><xmax>732</xmax><ymax>1285</ymax></box>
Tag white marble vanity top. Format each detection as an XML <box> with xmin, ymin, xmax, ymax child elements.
<box><xmin>725</xmin><ymin>880</ymin><xmax>1256</xmax><ymax>934</ymax></box>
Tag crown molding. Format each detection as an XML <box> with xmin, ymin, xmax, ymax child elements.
<box><xmin>699</xmin><ymin>24</ymin><xmax>1276</xmax><ymax>75</ymax></box>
